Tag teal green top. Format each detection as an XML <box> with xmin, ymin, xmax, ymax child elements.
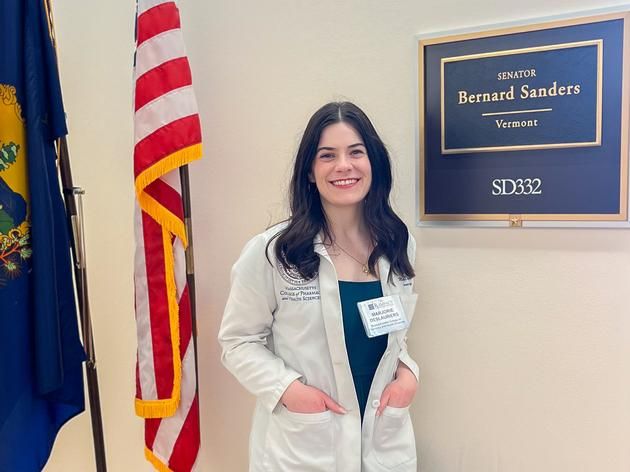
<box><xmin>339</xmin><ymin>280</ymin><xmax>387</xmax><ymax>420</ymax></box>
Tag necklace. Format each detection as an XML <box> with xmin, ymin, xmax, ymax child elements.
<box><xmin>334</xmin><ymin>242</ymin><xmax>370</xmax><ymax>274</ymax></box>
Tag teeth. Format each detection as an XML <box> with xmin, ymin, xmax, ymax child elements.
<box><xmin>332</xmin><ymin>179</ymin><xmax>358</xmax><ymax>186</ymax></box>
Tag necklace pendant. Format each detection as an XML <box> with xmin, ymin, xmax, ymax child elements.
<box><xmin>362</xmin><ymin>265</ymin><xmax>369</xmax><ymax>274</ymax></box>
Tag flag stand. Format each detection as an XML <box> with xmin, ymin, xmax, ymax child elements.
<box><xmin>57</xmin><ymin>139</ymin><xmax>108</xmax><ymax>472</ymax></box>
<box><xmin>179</xmin><ymin>165</ymin><xmax>200</xmax><ymax>389</ymax></box>
<box><xmin>44</xmin><ymin>0</ymin><xmax>108</xmax><ymax>470</ymax></box>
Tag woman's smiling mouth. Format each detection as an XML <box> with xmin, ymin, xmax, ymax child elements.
<box><xmin>330</xmin><ymin>178</ymin><xmax>360</xmax><ymax>187</ymax></box>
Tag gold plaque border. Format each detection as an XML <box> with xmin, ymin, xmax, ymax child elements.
<box><xmin>440</xmin><ymin>39</ymin><xmax>603</xmax><ymax>154</ymax></box>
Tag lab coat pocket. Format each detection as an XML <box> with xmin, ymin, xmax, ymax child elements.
<box><xmin>264</xmin><ymin>407</ymin><xmax>335</xmax><ymax>471</ymax></box>
<box><xmin>373</xmin><ymin>406</ymin><xmax>416</xmax><ymax>469</ymax></box>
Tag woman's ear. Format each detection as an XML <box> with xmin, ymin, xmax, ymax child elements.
<box><xmin>308</xmin><ymin>172</ymin><xmax>315</xmax><ymax>183</ymax></box>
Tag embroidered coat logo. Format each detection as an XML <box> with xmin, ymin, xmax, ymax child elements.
<box><xmin>277</xmin><ymin>260</ymin><xmax>316</xmax><ymax>286</ymax></box>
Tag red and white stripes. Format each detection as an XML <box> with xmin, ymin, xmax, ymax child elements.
<box><xmin>133</xmin><ymin>0</ymin><xmax>201</xmax><ymax>470</ymax></box>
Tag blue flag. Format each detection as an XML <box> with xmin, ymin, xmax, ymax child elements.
<box><xmin>0</xmin><ymin>0</ymin><xmax>86</xmax><ymax>470</ymax></box>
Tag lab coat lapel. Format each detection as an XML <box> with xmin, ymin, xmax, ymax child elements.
<box><xmin>377</xmin><ymin>255</ymin><xmax>401</xmax><ymax>350</ymax></box>
<box><xmin>314</xmin><ymin>234</ymin><xmax>357</xmax><ymax>408</ymax></box>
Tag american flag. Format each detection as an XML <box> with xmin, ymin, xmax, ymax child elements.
<box><xmin>133</xmin><ymin>0</ymin><xmax>201</xmax><ymax>470</ymax></box>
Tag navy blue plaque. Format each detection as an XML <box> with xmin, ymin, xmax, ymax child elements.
<box><xmin>418</xmin><ymin>12</ymin><xmax>629</xmax><ymax>225</ymax></box>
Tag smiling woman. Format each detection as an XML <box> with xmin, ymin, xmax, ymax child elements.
<box><xmin>218</xmin><ymin>102</ymin><xmax>420</xmax><ymax>471</ymax></box>
<box><xmin>309</xmin><ymin>122</ymin><xmax>372</xmax><ymax>209</ymax></box>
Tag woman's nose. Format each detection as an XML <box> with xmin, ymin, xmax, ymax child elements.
<box><xmin>335</xmin><ymin>153</ymin><xmax>352</xmax><ymax>171</ymax></box>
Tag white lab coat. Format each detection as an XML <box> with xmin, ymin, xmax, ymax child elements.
<box><xmin>218</xmin><ymin>225</ymin><xmax>420</xmax><ymax>471</ymax></box>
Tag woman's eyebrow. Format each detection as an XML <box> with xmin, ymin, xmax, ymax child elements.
<box><xmin>316</xmin><ymin>143</ymin><xmax>365</xmax><ymax>152</ymax></box>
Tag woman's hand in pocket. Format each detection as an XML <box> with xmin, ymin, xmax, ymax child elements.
<box><xmin>281</xmin><ymin>380</ymin><xmax>346</xmax><ymax>414</ymax></box>
<box><xmin>376</xmin><ymin>363</ymin><xmax>418</xmax><ymax>416</ymax></box>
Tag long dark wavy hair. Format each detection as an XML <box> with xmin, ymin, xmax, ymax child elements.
<box><xmin>267</xmin><ymin>101</ymin><xmax>414</xmax><ymax>282</ymax></box>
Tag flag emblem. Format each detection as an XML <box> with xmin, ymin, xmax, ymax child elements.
<box><xmin>0</xmin><ymin>84</ymin><xmax>30</xmax><ymax>281</ymax></box>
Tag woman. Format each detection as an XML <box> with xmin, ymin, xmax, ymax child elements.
<box><xmin>219</xmin><ymin>102</ymin><xmax>419</xmax><ymax>471</ymax></box>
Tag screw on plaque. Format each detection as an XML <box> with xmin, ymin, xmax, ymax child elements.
<box><xmin>509</xmin><ymin>215</ymin><xmax>522</xmax><ymax>227</ymax></box>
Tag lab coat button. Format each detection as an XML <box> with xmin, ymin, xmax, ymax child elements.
<box><xmin>371</xmin><ymin>399</ymin><xmax>380</xmax><ymax>408</ymax></box>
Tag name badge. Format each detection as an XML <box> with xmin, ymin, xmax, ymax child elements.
<box><xmin>357</xmin><ymin>294</ymin><xmax>409</xmax><ymax>338</ymax></box>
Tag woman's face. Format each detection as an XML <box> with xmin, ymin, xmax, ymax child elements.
<box><xmin>309</xmin><ymin>122</ymin><xmax>372</xmax><ymax>211</ymax></box>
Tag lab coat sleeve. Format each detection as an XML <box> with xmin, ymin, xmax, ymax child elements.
<box><xmin>398</xmin><ymin>336</ymin><xmax>420</xmax><ymax>382</ymax></box>
<box><xmin>218</xmin><ymin>234</ymin><xmax>303</xmax><ymax>413</ymax></box>
<box><xmin>398</xmin><ymin>232</ymin><xmax>420</xmax><ymax>382</ymax></box>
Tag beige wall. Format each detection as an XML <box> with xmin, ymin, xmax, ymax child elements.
<box><xmin>47</xmin><ymin>0</ymin><xmax>630</xmax><ymax>471</ymax></box>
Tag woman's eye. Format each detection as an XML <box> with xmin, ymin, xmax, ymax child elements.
<box><xmin>319</xmin><ymin>153</ymin><xmax>334</xmax><ymax>159</ymax></box>
<box><xmin>351</xmin><ymin>149</ymin><xmax>364</xmax><ymax>156</ymax></box>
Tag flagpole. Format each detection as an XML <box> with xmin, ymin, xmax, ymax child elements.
<box><xmin>179</xmin><ymin>165</ymin><xmax>200</xmax><ymax>390</ymax></box>
<box><xmin>44</xmin><ymin>1</ymin><xmax>107</xmax><ymax>471</ymax></box>
<box><xmin>57</xmin><ymin>139</ymin><xmax>108</xmax><ymax>472</ymax></box>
